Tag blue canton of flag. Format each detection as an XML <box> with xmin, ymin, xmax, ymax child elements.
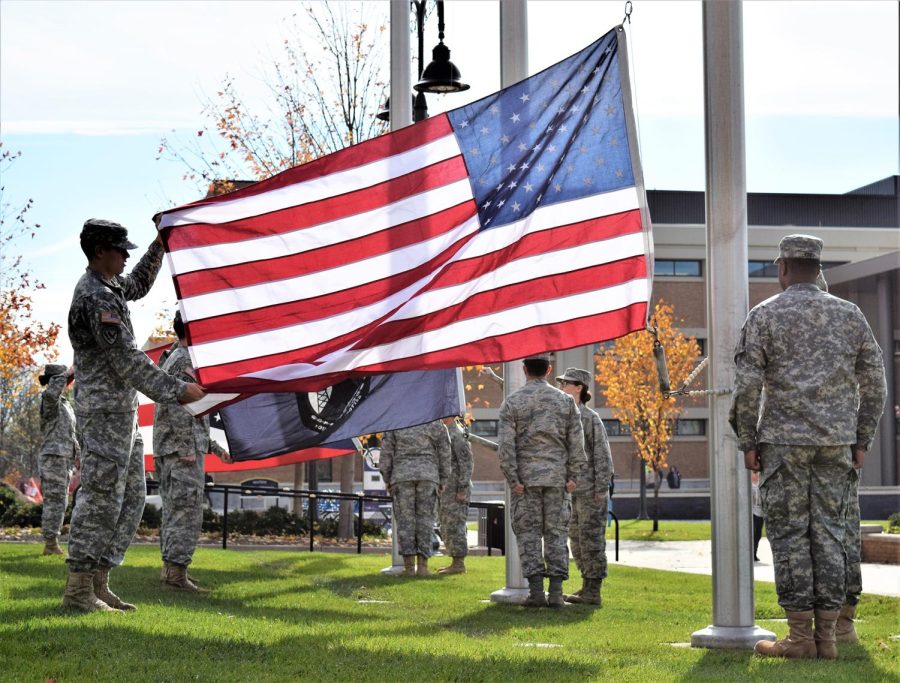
<box><xmin>448</xmin><ymin>29</ymin><xmax>632</xmax><ymax>230</ymax></box>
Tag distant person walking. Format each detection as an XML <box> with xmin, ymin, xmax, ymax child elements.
<box><xmin>732</xmin><ymin>234</ymin><xmax>886</xmax><ymax>660</ymax></box>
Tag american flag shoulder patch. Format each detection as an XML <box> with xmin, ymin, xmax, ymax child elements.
<box><xmin>99</xmin><ymin>310</ymin><xmax>122</xmax><ymax>325</ymax></box>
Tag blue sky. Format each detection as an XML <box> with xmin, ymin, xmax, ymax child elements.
<box><xmin>1</xmin><ymin>0</ymin><xmax>897</xmax><ymax>362</ymax></box>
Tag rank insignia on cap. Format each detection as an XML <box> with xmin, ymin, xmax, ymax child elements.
<box><xmin>99</xmin><ymin>311</ymin><xmax>122</xmax><ymax>325</ymax></box>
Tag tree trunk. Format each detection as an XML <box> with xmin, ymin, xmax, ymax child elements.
<box><xmin>637</xmin><ymin>462</ymin><xmax>649</xmax><ymax>520</ymax></box>
<box><xmin>337</xmin><ymin>452</ymin><xmax>356</xmax><ymax>539</ymax></box>
<box><xmin>292</xmin><ymin>463</ymin><xmax>304</xmax><ymax>515</ymax></box>
<box><xmin>652</xmin><ymin>468</ymin><xmax>660</xmax><ymax>532</ymax></box>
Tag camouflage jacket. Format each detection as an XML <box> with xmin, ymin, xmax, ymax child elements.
<box><xmin>498</xmin><ymin>378</ymin><xmax>587</xmax><ymax>487</ymax></box>
<box><xmin>153</xmin><ymin>344</ymin><xmax>227</xmax><ymax>459</ymax></box>
<box><xmin>447</xmin><ymin>421</ymin><xmax>474</xmax><ymax>493</ymax></box>
<box><xmin>575</xmin><ymin>403</ymin><xmax>613</xmax><ymax>496</ymax></box>
<box><xmin>730</xmin><ymin>283</ymin><xmax>886</xmax><ymax>451</ymax></box>
<box><xmin>39</xmin><ymin>373</ymin><xmax>79</xmax><ymax>458</ymax></box>
<box><xmin>68</xmin><ymin>241</ymin><xmax>186</xmax><ymax>415</ymax></box>
<box><xmin>379</xmin><ymin>420</ymin><xmax>451</xmax><ymax>487</ymax></box>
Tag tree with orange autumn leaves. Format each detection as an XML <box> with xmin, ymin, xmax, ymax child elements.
<box><xmin>594</xmin><ymin>301</ymin><xmax>701</xmax><ymax>529</ymax></box>
<box><xmin>0</xmin><ymin>145</ymin><xmax>60</xmax><ymax>478</ymax></box>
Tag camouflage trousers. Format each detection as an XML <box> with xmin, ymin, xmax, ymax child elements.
<box><xmin>38</xmin><ymin>453</ymin><xmax>73</xmax><ymax>541</ymax></box>
<box><xmin>439</xmin><ymin>487</ymin><xmax>470</xmax><ymax>558</ymax></box>
<box><xmin>67</xmin><ymin>413</ymin><xmax>146</xmax><ymax>573</ymax></box>
<box><xmin>759</xmin><ymin>444</ymin><xmax>854</xmax><ymax>612</ymax></box>
<box><xmin>844</xmin><ymin>468</ymin><xmax>861</xmax><ymax>606</ymax></box>
<box><xmin>510</xmin><ymin>487</ymin><xmax>571</xmax><ymax>579</ymax></box>
<box><xmin>569</xmin><ymin>492</ymin><xmax>608</xmax><ymax>580</ymax></box>
<box><xmin>392</xmin><ymin>480</ymin><xmax>437</xmax><ymax>557</ymax></box>
<box><xmin>156</xmin><ymin>453</ymin><xmax>205</xmax><ymax>566</ymax></box>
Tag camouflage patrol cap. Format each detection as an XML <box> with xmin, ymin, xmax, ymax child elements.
<box><xmin>39</xmin><ymin>364</ymin><xmax>67</xmax><ymax>381</ymax></box>
<box><xmin>81</xmin><ymin>219</ymin><xmax>139</xmax><ymax>251</ymax></box>
<box><xmin>556</xmin><ymin>367</ymin><xmax>592</xmax><ymax>386</ymax></box>
<box><xmin>524</xmin><ymin>352</ymin><xmax>552</xmax><ymax>361</ymax></box>
<box><xmin>774</xmin><ymin>234</ymin><xmax>823</xmax><ymax>263</ymax></box>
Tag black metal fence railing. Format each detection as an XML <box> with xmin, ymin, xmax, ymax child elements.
<box><xmin>145</xmin><ymin>481</ymin><xmax>619</xmax><ymax>561</ymax></box>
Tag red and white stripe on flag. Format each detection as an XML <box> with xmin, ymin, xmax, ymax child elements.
<box><xmin>138</xmin><ymin>340</ymin><xmax>352</xmax><ymax>471</ymax></box>
<box><xmin>157</xmin><ymin>32</ymin><xmax>652</xmax><ymax>395</ymax></box>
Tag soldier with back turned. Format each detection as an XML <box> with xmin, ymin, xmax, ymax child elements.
<box><xmin>498</xmin><ymin>353</ymin><xmax>586</xmax><ymax>608</ymax></box>
<box><xmin>731</xmin><ymin>234</ymin><xmax>886</xmax><ymax>660</ymax></box>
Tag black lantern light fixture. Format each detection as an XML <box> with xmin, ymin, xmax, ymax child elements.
<box><xmin>379</xmin><ymin>0</ymin><xmax>468</xmax><ymax>124</ymax></box>
<box><xmin>415</xmin><ymin>0</ymin><xmax>469</xmax><ymax>94</ymax></box>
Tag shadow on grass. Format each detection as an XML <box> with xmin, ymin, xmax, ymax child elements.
<box><xmin>0</xmin><ymin>620</ymin><xmax>602</xmax><ymax>681</ymax></box>
<box><xmin>679</xmin><ymin>643</ymin><xmax>894</xmax><ymax>682</ymax></box>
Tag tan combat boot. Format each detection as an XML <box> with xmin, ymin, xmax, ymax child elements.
<box><xmin>62</xmin><ymin>570</ymin><xmax>122</xmax><ymax>613</ymax></box>
<box><xmin>547</xmin><ymin>577</ymin><xmax>565</xmax><ymax>608</ymax></box>
<box><xmin>93</xmin><ymin>566</ymin><xmax>136</xmax><ymax>611</ymax></box>
<box><xmin>814</xmin><ymin>608</ymin><xmax>840</xmax><ymax>660</ymax></box>
<box><xmin>437</xmin><ymin>557</ymin><xmax>466</xmax><ymax>575</ymax></box>
<box><xmin>523</xmin><ymin>575</ymin><xmax>547</xmax><ymax>608</ymax></box>
<box><xmin>568</xmin><ymin>578</ymin><xmax>602</xmax><ymax>606</ymax></box>
<box><xmin>564</xmin><ymin>578</ymin><xmax>586</xmax><ymax>603</ymax></box>
<box><xmin>402</xmin><ymin>555</ymin><xmax>417</xmax><ymax>577</ymax></box>
<box><xmin>43</xmin><ymin>537</ymin><xmax>65</xmax><ymax>556</ymax></box>
<box><xmin>162</xmin><ymin>562</ymin><xmax>209</xmax><ymax>593</ymax></box>
<box><xmin>416</xmin><ymin>554</ymin><xmax>430</xmax><ymax>577</ymax></box>
<box><xmin>754</xmin><ymin>610</ymin><xmax>817</xmax><ymax>659</ymax></box>
<box><xmin>835</xmin><ymin>603</ymin><xmax>859</xmax><ymax>643</ymax></box>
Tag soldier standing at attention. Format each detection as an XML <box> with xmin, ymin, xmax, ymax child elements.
<box><xmin>379</xmin><ymin>420</ymin><xmax>451</xmax><ymax>577</ymax></box>
<box><xmin>499</xmin><ymin>353</ymin><xmax>586</xmax><ymax>608</ymax></box>
<box><xmin>437</xmin><ymin>416</ymin><xmax>474</xmax><ymax>575</ymax></box>
<box><xmin>731</xmin><ymin>234</ymin><xmax>886</xmax><ymax>660</ymax></box>
<box><xmin>64</xmin><ymin>219</ymin><xmax>205</xmax><ymax>613</ymax></box>
<box><xmin>37</xmin><ymin>364</ymin><xmax>78</xmax><ymax>556</ymax></box>
<box><xmin>154</xmin><ymin>311</ymin><xmax>229</xmax><ymax>592</ymax></box>
<box><xmin>556</xmin><ymin>368</ymin><xmax>613</xmax><ymax>606</ymax></box>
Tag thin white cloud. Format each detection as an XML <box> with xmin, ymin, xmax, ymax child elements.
<box><xmin>2</xmin><ymin>120</ymin><xmax>201</xmax><ymax>136</ymax></box>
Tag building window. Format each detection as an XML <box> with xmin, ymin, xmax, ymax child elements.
<box><xmin>748</xmin><ymin>260</ymin><xmax>779</xmax><ymax>278</ymax></box>
<box><xmin>749</xmin><ymin>260</ymin><xmax>848</xmax><ymax>278</ymax></box>
<box><xmin>316</xmin><ymin>459</ymin><xmax>333</xmax><ymax>482</ymax></box>
<box><xmin>695</xmin><ymin>338</ymin><xmax>705</xmax><ymax>355</ymax></box>
<box><xmin>655</xmin><ymin>259</ymin><xmax>702</xmax><ymax>277</ymax></box>
<box><xmin>470</xmin><ymin>420</ymin><xmax>498</xmax><ymax>437</ymax></box>
<box><xmin>675</xmin><ymin>419</ymin><xmax>706</xmax><ymax>436</ymax></box>
<box><xmin>602</xmin><ymin>419</ymin><xmax>631</xmax><ymax>436</ymax></box>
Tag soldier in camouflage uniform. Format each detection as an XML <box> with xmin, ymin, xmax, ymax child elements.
<box><xmin>380</xmin><ymin>420</ymin><xmax>451</xmax><ymax>576</ymax></box>
<box><xmin>731</xmin><ymin>235</ymin><xmax>886</xmax><ymax>660</ymax></box>
<box><xmin>154</xmin><ymin>312</ymin><xmax>229</xmax><ymax>592</ymax></box>
<box><xmin>815</xmin><ymin>268</ymin><xmax>863</xmax><ymax>643</ymax></box>
<box><xmin>37</xmin><ymin>364</ymin><xmax>79</xmax><ymax>556</ymax></box>
<box><xmin>499</xmin><ymin>353</ymin><xmax>586</xmax><ymax>608</ymax></box>
<box><xmin>556</xmin><ymin>368</ymin><xmax>613</xmax><ymax>606</ymax></box>
<box><xmin>64</xmin><ymin>219</ymin><xmax>205</xmax><ymax>613</ymax></box>
<box><xmin>437</xmin><ymin>416</ymin><xmax>474</xmax><ymax>575</ymax></box>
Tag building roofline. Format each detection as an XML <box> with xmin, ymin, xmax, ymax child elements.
<box><xmin>825</xmin><ymin>251</ymin><xmax>900</xmax><ymax>286</ymax></box>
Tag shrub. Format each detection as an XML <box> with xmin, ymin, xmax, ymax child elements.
<box><xmin>0</xmin><ymin>500</ymin><xmax>43</xmax><ymax>528</ymax></box>
<box><xmin>888</xmin><ymin>512</ymin><xmax>900</xmax><ymax>534</ymax></box>
<box><xmin>202</xmin><ymin>507</ymin><xmax>222</xmax><ymax>533</ymax></box>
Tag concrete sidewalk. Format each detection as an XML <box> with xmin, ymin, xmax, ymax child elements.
<box><xmin>612</xmin><ymin>537</ymin><xmax>900</xmax><ymax>598</ymax></box>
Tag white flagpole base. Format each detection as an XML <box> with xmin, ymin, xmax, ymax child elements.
<box><xmin>690</xmin><ymin>625</ymin><xmax>775</xmax><ymax>650</ymax></box>
<box><xmin>489</xmin><ymin>586</ymin><xmax>529</xmax><ymax>604</ymax></box>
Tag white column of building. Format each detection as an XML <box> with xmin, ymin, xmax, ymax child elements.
<box><xmin>490</xmin><ymin>0</ymin><xmax>530</xmax><ymax>605</ymax></box>
<box><xmin>383</xmin><ymin>0</ymin><xmax>413</xmax><ymax>576</ymax></box>
<box><xmin>690</xmin><ymin>0</ymin><xmax>774</xmax><ymax>649</ymax></box>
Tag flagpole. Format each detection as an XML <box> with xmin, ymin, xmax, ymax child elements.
<box><xmin>382</xmin><ymin>0</ymin><xmax>413</xmax><ymax>576</ymax></box>
<box><xmin>490</xmin><ymin>0</ymin><xmax>529</xmax><ymax>605</ymax></box>
<box><xmin>690</xmin><ymin>0</ymin><xmax>774</xmax><ymax>649</ymax></box>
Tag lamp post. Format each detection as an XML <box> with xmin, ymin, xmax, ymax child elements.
<box><xmin>379</xmin><ymin>0</ymin><xmax>469</xmax><ymax>124</ymax></box>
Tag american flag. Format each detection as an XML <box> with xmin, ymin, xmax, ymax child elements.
<box><xmin>157</xmin><ymin>27</ymin><xmax>652</xmax><ymax>396</ymax></box>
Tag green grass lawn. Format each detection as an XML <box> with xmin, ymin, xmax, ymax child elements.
<box><xmin>0</xmin><ymin>544</ymin><xmax>896</xmax><ymax>682</ymax></box>
<box><xmin>615</xmin><ymin>520</ymin><xmax>712</xmax><ymax>541</ymax></box>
